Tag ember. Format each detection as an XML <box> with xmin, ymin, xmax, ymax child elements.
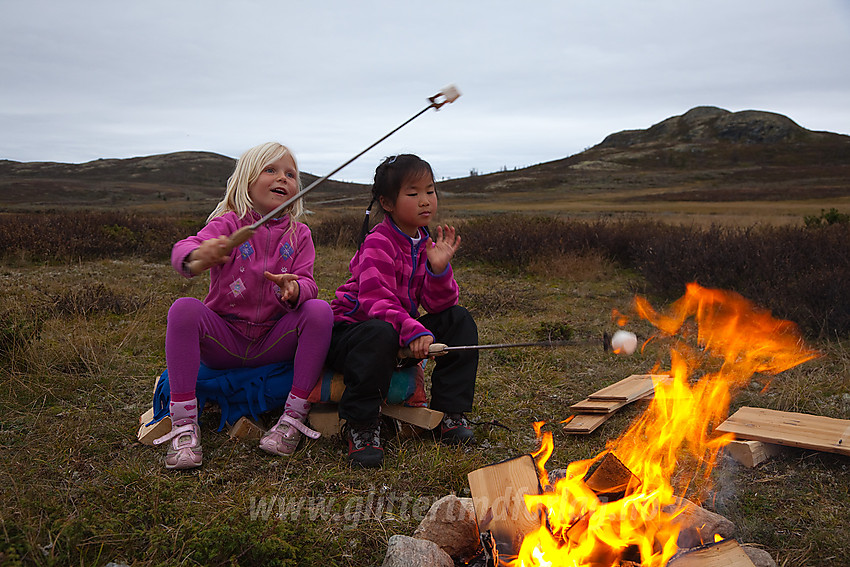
<box><xmin>513</xmin><ymin>284</ymin><xmax>818</xmax><ymax>567</ymax></box>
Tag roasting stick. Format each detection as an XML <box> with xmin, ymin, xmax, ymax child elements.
<box><xmin>186</xmin><ymin>85</ymin><xmax>462</xmax><ymax>275</ymax></box>
<box><xmin>399</xmin><ymin>339</ymin><xmax>587</xmax><ymax>359</ymax></box>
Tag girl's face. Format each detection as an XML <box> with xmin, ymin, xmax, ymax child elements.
<box><xmin>248</xmin><ymin>154</ymin><xmax>298</xmax><ymax>216</ymax></box>
<box><xmin>380</xmin><ymin>170</ymin><xmax>437</xmax><ymax>237</ymax></box>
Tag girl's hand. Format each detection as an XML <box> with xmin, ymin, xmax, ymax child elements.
<box><xmin>407</xmin><ymin>335</ymin><xmax>434</xmax><ymax>360</ymax></box>
<box><xmin>426</xmin><ymin>225</ymin><xmax>460</xmax><ymax>274</ymax></box>
<box><xmin>264</xmin><ymin>271</ymin><xmax>300</xmax><ymax>304</ymax></box>
<box><xmin>189</xmin><ymin>236</ymin><xmax>231</xmax><ymax>272</ymax></box>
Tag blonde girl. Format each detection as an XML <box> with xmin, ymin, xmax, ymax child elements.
<box><xmin>156</xmin><ymin>142</ymin><xmax>332</xmax><ymax>470</ymax></box>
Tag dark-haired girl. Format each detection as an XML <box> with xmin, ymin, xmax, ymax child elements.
<box><xmin>326</xmin><ymin>154</ymin><xmax>478</xmax><ymax>468</ymax></box>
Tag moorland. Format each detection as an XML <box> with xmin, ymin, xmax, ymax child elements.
<box><xmin>1</xmin><ymin>106</ymin><xmax>850</xmax><ymax>566</ymax></box>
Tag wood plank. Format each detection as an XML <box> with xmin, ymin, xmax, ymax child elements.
<box><xmin>724</xmin><ymin>439</ymin><xmax>787</xmax><ymax>468</ymax></box>
<box><xmin>588</xmin><ymin>374</ymin><xmax>670</xmax><ymax>402</ymax></box>
<box><xmin>570</xmin><ymin>390</ymin><xmax>655</xmax><ymax>413</ymax></box>
<box><xmin>668</xmin><ymin>538</ymin><xmax>756</xmax><ymax>566</ymax></box>
<box><xmin>716</xmin><ymin>406</ymin><xmax>850</xmax><ymax>457</ymax></box>
<box><xmin>570</xmin><ymin>398</ymin><xmax>632</xmax><ymax>413</ymax></box>
<box><xmin>381</xmin><ymin>404</ymin><xmax>444</xmax><ymax>430</ymax></box>
<box><xmin>468</xmin><ymin>454</ymin><xmax>543</xmax><ymax>559</ymax></box>
<box><xmin>563</xmin><ymin>413</ymin><xmax>615</xmax><ymax>434</ymax></box>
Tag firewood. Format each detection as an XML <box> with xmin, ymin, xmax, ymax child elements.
<box><xmin>667</xmin><ymin>538</ymin><xmax>756</xmax><ymax>566</ymax></box>
<box><xmin>563</xmin><ymin>413</ymin><xmax>615</xmax><ymax>434</ymax></box>
<box><xmin>467</xmin><ymin>454</ymin><xmax>543</xmax><ymax>558</ymax></box>
<box><xmin>724</xmin><ymin>439</ymin><xmax>786</xmax><ymax>468</ymax></box>
<box><xmin>584</xmin><ymin>452</ymin><xmax>641</xmax><ymax>500</ymax></box>
<box><xmin>227</xmin><ymin>416</ymin><xmax>266</xmax><ymax>441</ymax></box>
<box><xmin>381</xmin><ymin>404</ymin><xmax>444</xmax><ymax>430</ymax></box>
<box><xmin>307</xmin><ymin>404</ymin><xmax>343</xmax><ymax>437</ymax></box>
<box><xmin>588</xmin><ymin>374</ymin><xmax>670</xmax><ymax>402</ymax></box>
<box><xmin>137</xmin><ymin>411</ymin><xmax>171</xmax><ymax>446</ymax></box>
<box><xmin>570</xmin><ymin>389</ymin><xmax>655</xmax><ymax>413</ymax></box>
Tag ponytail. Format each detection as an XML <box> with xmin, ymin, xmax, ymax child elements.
<box><xmin>358</xmin><ymin>197</ymin><xmax>377</xmax><ymax>248</ymax></box>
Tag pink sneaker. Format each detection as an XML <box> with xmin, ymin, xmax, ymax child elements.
<box><xmin>154</xmin><ymin>422</ymin><xmax>203</xmax><ymax>470</ymax></box>
<box><xmin>259</xmin><ymin>414</ymin><xmax>321</xmax><ymax>457</ymax></box>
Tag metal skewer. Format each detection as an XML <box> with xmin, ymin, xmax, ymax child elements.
<box><xmin>187</xmin><ymin>85</ymin><xmax>461</xmax><ymax>275</ymax></box>
<box><xmin>399</xmin><ymin>334</ymin><xmax>614</xmax><ymax>359</ymax></box>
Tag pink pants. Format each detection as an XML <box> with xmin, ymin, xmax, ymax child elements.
<box><xmin>165</xmin><ymin>297</ymin><xmax>333</xmax><ymax>402</ymax></box>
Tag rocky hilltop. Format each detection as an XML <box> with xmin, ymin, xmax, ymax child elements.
<box><xmin>598</xmin><ymin>106</ymin><xmax>817</xmax><ymax>147</ymax></box>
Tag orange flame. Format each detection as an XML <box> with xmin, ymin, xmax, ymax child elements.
<box><xmin>512</xmin><ymin>284</ymin><xmax>819</xmax><ymax>567</ymax></box>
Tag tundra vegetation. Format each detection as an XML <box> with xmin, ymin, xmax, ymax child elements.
<box><xmin>1</xmin><ymin>209</ymin><xmax>849</xmax><ymax>566</ymax></box>
<box><xmin>2</xmin><ymin>106</ymin><xmax>849</xmax><ymax>565</ymax></box>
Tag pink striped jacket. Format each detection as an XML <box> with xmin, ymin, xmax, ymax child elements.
<box><xmin>331</xmin><ymin>216</ymin><xmax>459</xmax><ymax>346</ymax></box>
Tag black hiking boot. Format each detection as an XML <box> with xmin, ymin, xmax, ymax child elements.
<box><xmin>346</xmin><ymin>419</ymin><xmax>383</xmax><ymax>468</ymax></box>
<box><xmin>439</xmin><ymin>412</ymin><xmax>474</xmax><ymax>445</ymax></box>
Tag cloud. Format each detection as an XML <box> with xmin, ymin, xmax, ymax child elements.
<box><xmin>1</xmin><ymin>0</ymin><xmax>848</xmax><ymax>182</ymax></box>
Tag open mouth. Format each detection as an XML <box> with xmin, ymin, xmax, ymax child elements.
<box><xmin>271</xmin><ymin>188</ymin><xmax>288</xmax><ymax>197</ymax></box>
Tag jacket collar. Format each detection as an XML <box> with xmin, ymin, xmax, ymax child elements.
<box><xmin>381</xmin><ymin>216</ymin><xmax>430</xmax><ymax>246</ymax></box>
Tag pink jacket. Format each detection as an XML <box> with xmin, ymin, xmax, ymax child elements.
<box><xmin>331</xmin><ymin>216</ymin><xmax>459</xmax><ymax>346</ymax></box>
<box><xmin>171</xmin><ymin>211</ymin><xmax>319</xmax><ymax>340</ymax></box>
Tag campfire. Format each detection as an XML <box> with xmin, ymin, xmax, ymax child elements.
<box><xmin>475</xmin><ymin>284</ymin><xmax>819</xmax><ymax>567</ymax></box>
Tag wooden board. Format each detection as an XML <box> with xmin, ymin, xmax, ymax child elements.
<box><xmin>716</xmin><ymin>406</ymin><xmax>850</xmax><ymax>457</ymax></box>
<box><xmin>563</xmin><ymin>413</ymin><xmax>615</xmax><ymax>434</ymax></box>
<box><xmin>468</xmin><ymin>454</ymin><xmax>543</xmax><ymax>558</ymax></box>
<box><xmin>570</xmin><ymin>390</ymin><xmax>655</xmax><ymax>413</ymax></box>
<box><xmin>380</xmin><ymin>404</ymin><xmax>444</xmax><ymax>430</ymax></box>
<box><xmin>570</xmin><ymin>398</ymin><xmax>632</xmax><ymax>414</ymax></box>
<box><xmin>668</xmin><ymin>538</ymin><xmax>756</xmax><ymax>566</ymax></box>
<box><xmin>588</xmin><ymin>374</ymin><xmax>669</xmax><ymax>402</ymax></box>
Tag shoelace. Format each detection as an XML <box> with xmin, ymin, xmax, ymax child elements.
<box><xmin>277</xmin><ymin>415</ymin><xmax>321</xmax><ymax>440</ymax></box>
<box><xmin>153</xmin><ymin>423</ymin><xmax>199</xmax><ymax>447</ymax></box>
<box><xmin>351</xmin><ymin>424</ymin><xmax>381</xmax><ymax>448</ymax></box>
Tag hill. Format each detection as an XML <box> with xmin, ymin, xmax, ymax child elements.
<box><xmin>437</xmin><ymin>106</ymin><xmax>850</xmax><ymax>224</ymax></box>
<box><xmin>2</xmin><ymin>106</ymin><xmax>849</xmax><ymax>224</ymax></box>
<box><xmin>0</xmin><ymin>151</ymin><xmax>367</xmax><ymax>214</ymax></box>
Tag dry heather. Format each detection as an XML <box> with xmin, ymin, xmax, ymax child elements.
<box><xmin>1</xmin><ymin>231</ymin><xmax>849</xmax><ymax>565</ymax></box>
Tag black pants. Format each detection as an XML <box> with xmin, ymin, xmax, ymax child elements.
<box><xmin>326</xmin><ymin>305</ymin><xmax>478</xmax><ymax>424</ymax></box>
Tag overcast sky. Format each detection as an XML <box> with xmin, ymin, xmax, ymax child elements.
<box><xmin>2</xmin><ymin>0</ymin><xmax>849</xmax><ymax>183</ymax></box>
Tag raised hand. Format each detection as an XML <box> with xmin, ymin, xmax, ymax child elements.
<box><xmin>426</xmin><ymin>225</ymin><xmax>460</xmax><ymax>274</ymax></box>
<box><xmin>264</xmin><ymin>271</ymin><xmax>300</xmax><ymax>304</ymax></box>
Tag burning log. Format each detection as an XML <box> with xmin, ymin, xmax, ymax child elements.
<box><xmin>467</xmin><ymin>454</ymin><xmax>544</xmax><ymax>560</ymax></box>
<box><xmin>667</xmin><ymin>538</ymin><xmax>756</xmax><ymax>566</ymax></box>
<box><xmin>508</xmin><ymin>285</ymin><xmax>814</xmax><ymax>566</ymax></box>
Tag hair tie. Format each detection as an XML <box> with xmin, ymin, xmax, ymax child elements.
<box><xmin>359</xmin><ymin>197</ymin><xmax>378</xmax><ymax>248</ymax></box>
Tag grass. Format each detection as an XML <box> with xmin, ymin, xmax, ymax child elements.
<box><xmin>2</xmin><ymin>235</ymin><xmax>850</xmax><ymax>566</ymax></box>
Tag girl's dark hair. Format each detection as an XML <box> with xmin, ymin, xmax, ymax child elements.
<box><xmin>359</xmin><ymin>154</ymin><xmax>435</xmax><ymax>246</ymax></box>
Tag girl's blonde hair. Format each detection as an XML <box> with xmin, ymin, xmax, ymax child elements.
<box><xmin>207</xmin><ymin>142</ymin><xmax>304</xmax><ymax>224</ymax></box>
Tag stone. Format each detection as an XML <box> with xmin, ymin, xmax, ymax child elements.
<box><xmin>413</xmin><ymin>494</ymin><xmax>480</xmax><ymax>560</ymax></box>
<box><xmin>381</xmin><ymin>535</ymin><xmax>454</xmax><ymax>567</ymax></box>
<box><xmin>742</xmin><ymin>545</ymin><xmax>778</xmax><ymax>567</ymax></box>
